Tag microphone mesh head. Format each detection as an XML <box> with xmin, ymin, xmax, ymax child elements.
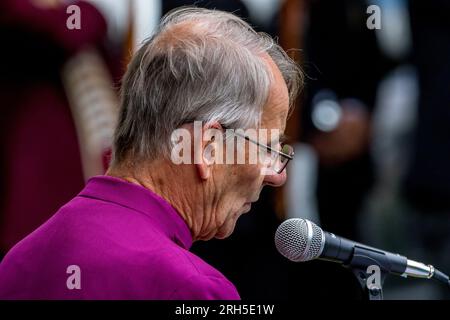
<box><xmin>275</xmin><ymin>218</ymin><xmax>325</xmax><ymax>262</ymax></box>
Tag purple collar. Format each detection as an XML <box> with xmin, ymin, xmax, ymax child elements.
<box><xmin>79</xmin><ymin>175</ymin><xmax>193</xmax><ymax>250</ymax></box>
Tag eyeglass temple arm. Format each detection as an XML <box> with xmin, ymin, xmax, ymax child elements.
<box><xmin>232</xmin><ymin>132</ymin><xmax>293</xmax><ymax>160</ymax></box>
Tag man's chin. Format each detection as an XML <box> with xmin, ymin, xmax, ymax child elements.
<box><xmin>214</xmin><ymin>222</ymin><xmax>237</xmax><ymax>240</ymax></box>
<box><xmin>214</xmin><ymin>230</ymin><xmax>232</xmax><ymax>240</ymax></box>
<box><xmin>213</xmin><ymin>209</ymin><xmax>249</xmax><ymax>240</ymax></box>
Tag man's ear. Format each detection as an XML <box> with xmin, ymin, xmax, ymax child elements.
<box><xmin>195</xmin><ymin>122</ymin><xmax>224</xmax><ymax>181</ymax></box>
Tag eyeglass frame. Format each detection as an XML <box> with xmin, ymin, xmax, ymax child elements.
<box><xmin>231</xmin><ymin>130</ymin><xmax>294</xmax><ymax>174</ymax></box>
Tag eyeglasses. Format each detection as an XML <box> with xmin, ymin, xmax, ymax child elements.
<box><xmin>232</xmin><ymin>131</ymin><xmax>294</xmax><ymax>174</ymax></box>
<box><xmin>180</xmin><ymin>120</ymin><xmax>295</xmax><ymax>174</ymax></box>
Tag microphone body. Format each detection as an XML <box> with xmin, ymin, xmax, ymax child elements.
<box><xmin>321</xmin><ymin>231</ymin><xmax>433</xmax><ymax>279</ymax></box>
<box><xmin>275</xmin><ymin>218</ymin><xmax>438</xmax><ymax>281</ymax></box>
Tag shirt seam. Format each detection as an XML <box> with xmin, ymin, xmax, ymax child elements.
<box><xmin>168</xmin><ymin>273</ymin><xmax>235</xmax><ymax>299</ymax></box>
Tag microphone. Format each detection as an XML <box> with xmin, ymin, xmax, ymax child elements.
<box><xmin>275</xmin><ymin>218</ymin><xmax>450</xmax><ymax>286</ymax></box>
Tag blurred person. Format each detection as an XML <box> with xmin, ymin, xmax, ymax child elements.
<box><xmin>0</xmin><ymin>0</ymin><xmax>114</xmax><ymax>258</ymax></box>
<box><xmin>0</xmin><ymin>7</ymin><xmax>302</xmax><ymax>299</ymax></box>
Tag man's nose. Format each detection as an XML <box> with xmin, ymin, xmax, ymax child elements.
<box><xmin>263</xmin><ymin>169</ymin><xmax>287</xmax><ymax>187</ymax></box>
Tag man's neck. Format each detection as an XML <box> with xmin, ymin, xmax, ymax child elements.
<box><xmin>106</xmin><ymin>160</ymin><xmax>198</xmax><ymax>239</ymax></box>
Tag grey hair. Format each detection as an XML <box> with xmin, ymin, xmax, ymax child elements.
<box><xmin>112</xmin><ymin>6</ymin><xmax>303</xmax><ymax>165</ymax></box>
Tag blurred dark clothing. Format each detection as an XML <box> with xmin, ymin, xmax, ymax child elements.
<box><xmin>403</xmin><ymin>0</ymin><xmax>450</xmax><ymax>212</ymax></box>
<box><xmin>302</xmin><ymin>0</ymin><xmax>386</xmax><ymax>128</ymax></box>
<box><xmin>301</xmin><ymin>0</ymin><xmax>394</xmax><ymax>240</ymax></box>
<box><xmin>0</xmin><ymin>0</ymin><xmax>108</xmax><ymax>252</ymax></box>
<box><xmin>404</xmin><ymin>210</ymin><xmax>450</xmax><ymax>299</ymax></box>
<box><xmin>316</xmin><ymin>153</ymin><xmax>374</xmax><ymax>237</ymax></box>
<box><xmin>396</xmin><ymin>1</ymin><xmax>450</xmax><ymax>299</ymax></box>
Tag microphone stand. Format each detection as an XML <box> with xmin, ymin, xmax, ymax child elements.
<box><xmin>345</xmin><ymin>247</ymin><xmax>389</xmax><ymax>300</ymax></box>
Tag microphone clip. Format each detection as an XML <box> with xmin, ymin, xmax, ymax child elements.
<box><xmin>345</xmin><ymin>246</ymin><xmax>391</xmax><ymax>300</ymax></box>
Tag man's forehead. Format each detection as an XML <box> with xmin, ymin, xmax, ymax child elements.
<box><xmin>261</xmin><ymin>53</ymin><xmax>283</xmax><ymax>81</ymax></box>
<box><xmin>260</xmin><ymin>54</ymin><xmax>289</xmax><ymax>132</ymax></box>
<box><xmin>262</xmin><ymin>54</ymin><xmax>289</xmax><ymax>104</ymax></box>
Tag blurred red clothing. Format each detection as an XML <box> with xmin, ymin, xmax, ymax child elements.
<box><xmin>0</xmin><ymin>0</ymin><xmax>108</xmax><ymax>252</ymax></box>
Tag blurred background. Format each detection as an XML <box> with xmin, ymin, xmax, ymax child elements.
<box><xmin>1</xmin><ymin>0</ymin><xmax>450</xmax><ymax>300</ymax></box>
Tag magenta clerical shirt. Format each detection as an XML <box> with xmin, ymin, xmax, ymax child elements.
<box><xmin>0</xmin><ymin>176</ymin><xmax>240</xmax><ymax>300</ymax></box>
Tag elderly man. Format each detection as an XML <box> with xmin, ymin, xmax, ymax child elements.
<box><xmin>0</xmin><ymin>7</ymin><xmax>302</xmax><ymax>299</ymax></box>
